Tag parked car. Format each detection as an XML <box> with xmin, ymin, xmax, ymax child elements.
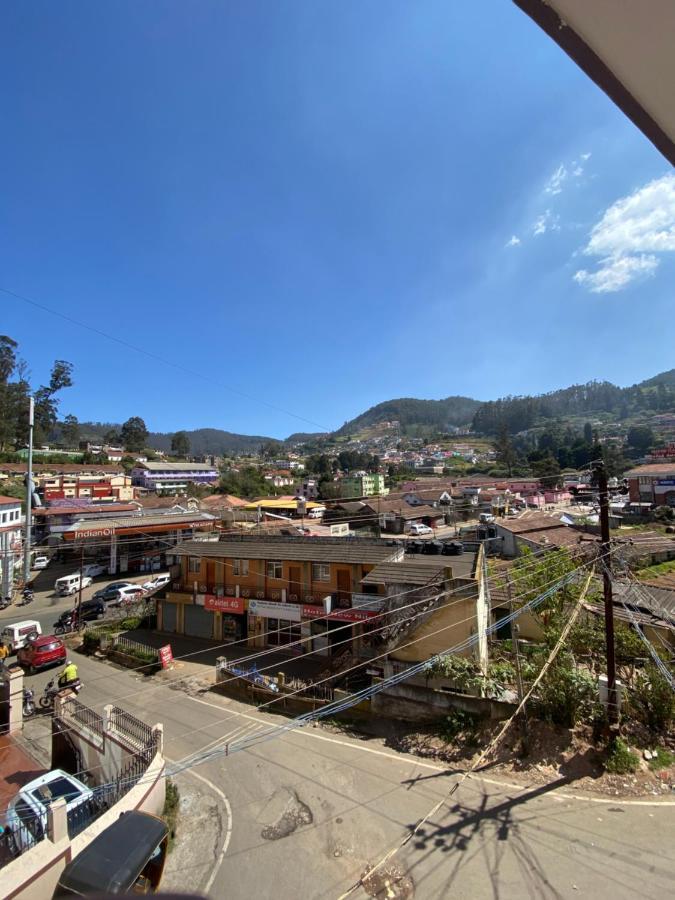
<box><xmin>409</xmin><ymin>523</ymin><xmax>433</xmax><ymax>536</ymax></box>
<box><xmin>81</xmin><ymin>563</ymin><xmax>108</xmax><ymax>578</ymax></box>
<box><xmin>17</xmin><ymin>635</ymin><xmax>67</xmax><ymax>673</ymax></box>
<box><xmin>92</xmin><ymin>582</ymin><xmax>135</xmax><ymax>606</ymax></box>
<box><xmin>4</xmin><ymin>769</ymin><xmax>94</xmax><ymax>853</ymax></box>
<box><xmin>54</xmin><ymin>573</ymin><xmax>93</xmax><ymax>597</ymax></box>
<box><xmin>77</xmin><ymin>599</ymin><xmax>106</xmax><ymax>621</ymax></box>
<box><xmin>142</xmin><ymin>573</ymin><xmax>171</xmax><ymax>592</ymax></box>
<box><xmin>116</xmin><ymin>585</ymin><xmax>145</xmax><ymax>605</ymax></box>
<box><xmin>0</xmin><ymin>620</ymin><xmax>42</xmax><ymax>653</ymax></box>
<box><xmin>31</xmin><ymin>555</ymin><xmax>51</xmax><ymax>570</ymax></box>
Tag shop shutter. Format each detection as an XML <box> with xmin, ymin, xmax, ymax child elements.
<box><xmin>161</xmin><ymin>600</ymin><xmax>178</xmax><ymax>633</ymax></box>
<box><xmin>184</xmin><ymin>603</ymin><xmax>214</xmax><ymax>640</ymax></box>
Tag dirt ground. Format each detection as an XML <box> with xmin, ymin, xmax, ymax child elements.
<box><xmin>321</xmin><ymin>717</ymin><xmax>675</xmax><ymax>799</ymax></box>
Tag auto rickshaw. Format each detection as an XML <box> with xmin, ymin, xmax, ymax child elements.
<box><xmin>53</xmin><ymin>811</ymin><xmax>169</xmax><ymax>896</ymax></box>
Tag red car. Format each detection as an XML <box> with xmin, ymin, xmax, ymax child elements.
<box><xmin>17</xmin><ymin>635</ymin><xmax>67</xmax><ymax>674</ymax></box>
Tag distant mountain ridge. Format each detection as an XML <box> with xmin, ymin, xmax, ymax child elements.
<box><xmin>72</xmin><ymin>368</ymin><xmax>675</xmax><ymax>453</ymax></box>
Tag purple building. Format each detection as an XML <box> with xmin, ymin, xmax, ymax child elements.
<box><xmin>131</xmin><ymin>461</ymin><xmax>219</xmax><ymax>494</ymax></box>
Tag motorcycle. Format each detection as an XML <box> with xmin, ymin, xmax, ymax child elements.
<box><xmin>19</xmin><ymin>588</ymin><xmax>34</xmax><ymax>606</ymax></box>
<box><xmin>54</xmin><ymin>612</ymin><xmax>79</xmax><ymax>635</ymax></box>
<box><xmin>38</xmin><ymin>677</ymin><xmax>82</xmax><ymax>710</ymax></box>
<box><xmin>22</xmin><ymin>687</ymin><xmax>35</xmax><ymax>718</ymax></box>
<box><xmin>0</xmin><ymin>596</ymin><xmax>11</xmax><ymax>610</ymax></box>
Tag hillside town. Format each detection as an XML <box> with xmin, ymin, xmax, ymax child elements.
<box><xmin>2</xmin><ymin>1</ymin><xmax>675</xmax><ymax>898</ymax></box>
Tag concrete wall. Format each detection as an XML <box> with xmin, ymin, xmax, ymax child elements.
<box><xmin>371</xmin><ymin>681</ymin><xmax>515</xmax><ymax>724</ymax></box>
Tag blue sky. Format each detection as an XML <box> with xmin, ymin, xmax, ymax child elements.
<box><xmin>2</xmin><ymin>1</ymin><xmax>674</xmax><ymax>439</ymax></box>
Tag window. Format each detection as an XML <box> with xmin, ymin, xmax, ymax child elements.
<box><xmin>267</xmin><ymin>560</ymin><xmax>283</xmax><ymax>579</ymax></box>
<box><xmin>311</xmin><ymin>563</ymin><xmax>330</xmax><ymax>582</ymax></box>
<box><xmin>233</xmin><ymin>559</ymin><xmax>249</xmax><ymax>576</ymax></box>
<box><xmin>188</xmin><ymin>557</ymin><xmax>201</xmax><ymax>574</ymax></box>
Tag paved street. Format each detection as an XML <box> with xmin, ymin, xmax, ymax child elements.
<box><xmin>12</xmin><ymin>620</ymin><xmax>675</xmax><ymax>900</ymax></box>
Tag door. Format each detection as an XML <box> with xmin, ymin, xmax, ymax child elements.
<box><xmin>288</xmin><ymin>566</ymin><xmax>302</xmax><ymax>602</ymax></box>
<box><xmin>206</xmin><ymin>561</ymin><xmax>216</xmax><ymax>592</ymax></box>
<box><xmin>336</xmin><ymin>569</ymin><xmax>351</xmax><ymax>605</ymax></box>
<box><xmin>161</xmin><ymin>601</ymin><xmax>178</xmax><ymax>633</ymax></box>
<box><xmin>184</xmin><ymin>604</ymin><xmax>214</xmax><ymax>639</ymax></box>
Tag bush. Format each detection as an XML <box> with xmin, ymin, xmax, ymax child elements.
<box><xmin>648</xmin><ymin>748</ymin><xmax>674</xmax><ymax>771</ymax></box>
<box><xmin>162</xmin><ymin>779</ymin><xmax>180</xmax><ymax>850</ymax></box>
<box><xmin>537</xmin><ymin>660</ymin><xmax>597</xmax><ymax>727</ymax></box>
<box><xmin>629</xmin><ymin>664</ymin><xmax>675</xmax><ymax>734</ymax></box>
<box><xmin>605</xmin><ymin>738</ymin><xmax>639</xmax><ymax>774</ymax></box>
<box><xmin>439</xmin><ymin>709</ymin><xmax>479</xmax><ymax>745</ymax></box>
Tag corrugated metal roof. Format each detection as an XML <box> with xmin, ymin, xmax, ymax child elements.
<box><xmin>68</xmin><ymin>512</ymin><xmax>216</xmax><ymax>531</ymax></box>
<box><xmin>362</xmin><ymin>560</ymin><xmax>450</xmax><ymax>586</ymax></box>
<box><xmin>174</xmin><ymin>537</ymin><xmax>401</xmax><ymax>565</ymax></box>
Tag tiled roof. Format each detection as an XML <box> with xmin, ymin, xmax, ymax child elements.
<box><xmin>136</xmin><ymin>461</ymin><xmax>218</xmax><ymax>472</ymax></box>
<box><xmin>33</xmin><ymin>504</ymin><xmax>138</xmax><ymax>516</ymax></box>
<box><xmin>495</xmin><ymin>512</ymin><xmax>567</xmax><ymax>534</ymax></box>
<box><xmin>361</xmin><ymin>559</ymin><xmax>451</xmax><ymax>586</ymax></box>
<box><xmin>624</xmin><ymin>463</ymin><xmax>675</xmax><ymax>476</ymax></box>
<box><xmin>200</xmin><ymin>494</ymin><xmax>249</xmax><ymax>508</ymax></box>
<box><xmin>67</xmin><ymin>512</ymin><xmax>216</xmax><ymax>532</ymax></box>
<box><xmin>174</xmin><ymin>536</ymin><xmax>401</xmax><ymax>565</ymax></box>
<box><xmin>362</xmin><ymin>500</ymin><xmax>443</xmax><ymax>519</ymax></box>
<box><xmin>0</xmin><ymin>463</ymin><xmax>123</xmax><ymax>475</ymax></box>
<box><xmin>0</xmin><ymin>495</ymin><xmax>20</xmax><ymax>505</ymax></box>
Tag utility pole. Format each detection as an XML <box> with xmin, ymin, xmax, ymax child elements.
<box><xmin>506</xmin><ymin>575</ymin><xmax>529</xmax><ymax>752</ymax></box>
<box><xmin>22</xmin><ymin>396</ymin><xmax>35</xmax><ymax>588</ymax></box>
<box><xmin>596</xmin><ymin>460</ymin><xmax>618</xmax><ymax>725</ymax></box>
<box><xmin>77</xmin><ymin>543</ymin><xmax>85</xmax><ymax>627</ymax></box>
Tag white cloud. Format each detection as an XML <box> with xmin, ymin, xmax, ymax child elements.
<box><xmin>532</xmin><ymin>209</ymin><xmax>560</xmax><ymax>236</ymax></box>
<box><xmin>580</xmin><ymin>152</ymin><xmax>591</xmax><ymax>161</ymax></box>
<box><xmin>574</xmin><ymin>254</ymin><xmax>658</xmax><ymax>293</ymax></box>
<box><xmin>544</xmin><ymin>164</ymin><xmax>567</xmax><ymax>195</ymax></box>
<box><xmin>505</xmin><ymin>235</ymin><xmax>521</xmax><ymax>247</ymax></box>
<box><xmin>572</xmin><ymin>166</ymin><xmax>584</xmax><ymax>177</ymax></box>
<box><xmin>574</xmin><ymin>173</ymin><xmax>675</xmax><ymax>292</ymax></box>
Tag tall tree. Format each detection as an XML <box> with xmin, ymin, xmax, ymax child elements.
<box><xmin>626</xmin><ymin>425</ymin><xmax>655</xmax><ymax>454</ymax></box>
<box><xmin>583</xmin><ymin>421</ymin><xmax>593</xmax><ymax>444</ymax></box>
<box><xmin>171</xmin><ymin>430</ymin><xmax>191</xmax><ymax>457</ymax></box>
<box><xmin>494</xmin><ymin>423</ymin><xmax>517</xmax><ymax>476</ymax></box>
<box><xmin>61</xmin><ymin>414</ymin><xmax>80</xmax><ymax>447</ymax></box>
<box><xmin>120</xmin><ymin>416</ymin><xmax>149</xmax><ymax>452</ymax></box>
<box><xmin>33</xmin><ymin>360</ymin><xmax>74</xmax><ymax>444</ymax></box>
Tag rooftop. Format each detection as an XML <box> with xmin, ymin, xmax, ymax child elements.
<box><xmin>135</xmin><ymin>461</ymin><xmax>218</xmax><ymax>472</ymax></box>
<box><xmin>0</xmin><ymin>462</ymin><xmax>123</xmax><ymax>475</ymax></box>
<box><xmin>0</xmin><ymin>495</ymin><xmax>21</xmax><ymax>505</ymax></box>
<box><xmin>624</xmin><ymin>463</ymin><xmax>675</xmax><ymax>476</ymax></box>
<box><xmin>174</xmin><ymin>535</ymin><xmax>402</xmax><ymax>565</ymax></box>
<box><xmin>495</xmin><ymin>512</ymin><xmax>568</xmax><ymax>534</ymax></box>
<box><xmin>65</xmin><ymin>511</ymin><xmax>216</xmax><ymax>534</ymax></box>
<box><xmin>33</xmin><ymin>503</ymin><xmax>138</xmax><ymax>517</ymax></box>
<box><xmin>362</xmin><ymin>558</ymin><xmax>454</xmax><ymax>587</ymax></box>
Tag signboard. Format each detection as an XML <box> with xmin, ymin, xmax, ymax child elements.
<box><xmin>302</xmin><ymin>604</ymin><xmax>378</xmax><ymax>623</ymax></box>
<box><xmin>158</xmin><ymin>645</ymin><xmax>173</xmax><ymax>669</ymax></box>
<box><xmin>330</xmin><ymin>523</ymin><xmax>349</xmax><ymax>537</ymax></box>
<box><xmin>204</xmin><ymin>594</ymin><xmax>245</xmax><ymax>614</ymax></box>
<box><xmin>302</xmin><ymin>604</ymin><xmax>325</xmax><ymax>619</ymax></box>
<box><xmin>656</xmin><ymin>480</ymin><xmax>675</xmax><ymax>486</ymax></box>
<box><xmin>248</xmin><ymin>598</ymin><xmax>302</xmax><ymax>621</ymax></box>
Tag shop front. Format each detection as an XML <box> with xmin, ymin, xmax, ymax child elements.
<box><xmin>204</xmin><ymin>594</ymin><xmax>247</xmax><ymax>643</ymax></box>
<box><xmin>247</xmin><ymin>598</ymin><xmax>302</xmax><ymax>651</ymax></box>
<box><xmin>302</xmin><ymin>605</ymin><xmax>379</xmax><ymax>656</ymax></box>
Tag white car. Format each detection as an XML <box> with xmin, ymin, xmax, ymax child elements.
<box><xmin>4</xmin><ymin>769</ymin><xmax>94</xmax><ymax>853</ymax></box>
<box><xmin>142</xmin><ymin>573</ymin><xmax>171</xmax><ymax>592</ymax></box>
<box><xmin>81</xmin><ymin>563</ymin><xmax>108</xmax><ymax>578</ymax></box>
<box><xmin>32</xmin><ymin>556</ymin><xmax>50</xmax><ymax>570</ymax></box>
<box><xmin>55</xmin><ymin>573</ymin><xmax>94</xmax><ymax>597</ymax></box>
<box><xmin>117</xmin><ymin>585</ymin><xmax>145</xmax><ymax>605</ymax></box>
<box><xmin>409</xmin><ymin>523</ymin><xmax>433</xmax><ymax>536</ymax></box>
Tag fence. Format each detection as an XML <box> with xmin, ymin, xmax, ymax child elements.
<box><xmin>108</xmin><ymin>705</ymin><xmax>156</xmax><ymax>749</ymax></box>
<box><xmin>60</xmin><ymin>698</ymin><xmax>105</xmax><ymax>747</ymax></box>
<box><xmin>111</xmin><ymin>636</ymin><xmax>159</xmax><ymax>663</ymax></box>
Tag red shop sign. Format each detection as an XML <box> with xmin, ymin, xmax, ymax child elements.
<box><xmin>204</xmin><ymin>594</ymin><xmax>245</xmax><ymax>614</ymax></box>
<box><xmin>302</xmin><ymin>604</ymin><xmax>325</xmax><ymax>619</ymax></box>
<box><xmin>328</xmin><ymin>609</ymin><xmax>379</xmax><ymax>623</ymax></box>
<box><xmin>158</xmin><ymin>645</ymin><xmax>174</xmax><ymax>669</ymax></box>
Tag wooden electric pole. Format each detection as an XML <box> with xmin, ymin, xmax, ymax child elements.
<box><xmin>596</xmin><ymin>460</ymin><xmax>618</xmax><ymax>725</ymax></box>
<box><xmin>506</xmin><ymin>575</ymin><xmax>529</xmax><ymax>751</ymax></box>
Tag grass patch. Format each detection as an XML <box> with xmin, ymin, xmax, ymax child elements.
<box><xmin>162</xmin><ymin>779</ymin><xmax>180</xmax><ymax>851</ymax></box>
<box><xmin>636</xmin><ymin>559</ymin><xmax>675</xmax><ymax>578</ymax></box>
<box><xmin>648</xmin><ymin>747</ymin><xmax>674</xmax><ymax>771</ymax></box>
<box><xmin>605</xmin><ymin>737</ymin><xmax>639</xmax><ymax>775</ymax></box>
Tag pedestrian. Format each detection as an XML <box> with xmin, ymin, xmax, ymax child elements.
<box><xmin>0</xmin><ymin>642</ymin><xmax>9</xmax><ymax>663</ymax></box>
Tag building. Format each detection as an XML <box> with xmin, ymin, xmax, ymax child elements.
<box><xmin>625</xmin><ymin>463</ymin><xmax>675</xmax><ymax>506</ymax></box>
<box><xmin>360</xmin><ymin>499</ymin><xmax>445</xmax><ymax>534</ymax></box>
<box><xmin>492</xmin><ymin>512</ymin><xmax>589</xmax><ymax>558</ymax></box>
<box><xmin>131</xmin><ymin>461</ymin><xmax>219</xmax><ymax>494</ymax></box>
<box><xmin>0</xmin><ymin>463</ymin><xmax>133</xmax><ymax>502</ymax></box>
<box><xmin>0</xmin><ymin>496</ymin><xmax>23</xmax><ymax>597</ymax></box>
<box><xmin>162</xmin><ymin>535</ymin><xmax>402</xmax><ymax>648</ymax></box>
<box><xmin>340</xmin><ymin>473</ymin><xmax>388</xmax><ymax>498</ymax></box>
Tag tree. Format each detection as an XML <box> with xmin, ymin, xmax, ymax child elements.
<box><xmin>494</xmin><ymin>424</ymin><xmax>517</xmax><ymax>476</ymax></box>
<box><xmin>171</xmin><ymin>430</ymin><xmax>191</xmax><ymax>457</ymax></box>
<box><xmin>61</xmin><ymin>414</ymin><xmax>80</xmax><ymax>448</ymax></box>
<box><xmin>626</xmin><ymin>425</ymin><xmax>655</xmax><ymax>454</ymax></box>
<box><xmin>120</xmin><ymin>416</ymin><xmax>149</xmax><ymax>452</ymax></box>
<box><xmin>530</xmin><ymin>453</ymin><xmax>561</xmax><ymax>488</ymax></box>
<box><xmin>33</xmin><ymin>360</ymin><xmax>74</xmax><ymax>443</ymax></box>
<box><xmin>104</xmin><ymin>429</ymin><xmax>122</xmax><ymax>446</ymax></box>
<box><xmin>583</xmin><ymin>421</ymin><xmax>593</xmax><ymax>444</ymax></box>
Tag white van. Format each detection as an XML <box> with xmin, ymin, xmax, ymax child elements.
<box><xmin>54</xmin><ymin>573</ymin><xmax>93</xmax><ymax>597</ymax></box>
<box><xmin>307</xmin><ymin>506</ymin><xmax>326</xmax><ymax>519</ymax></box>
<box><xmin>409</xmin><ymin>523</ymin><xmax>433</xmax><ymax>536</ymax></box>
<box><xmin>1</xmin><ymin>620</ymin><xmax>42</xmax><ymax>653</ymax></box>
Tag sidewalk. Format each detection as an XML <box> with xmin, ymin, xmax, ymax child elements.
<box><xmin>123</xmin><ymin>628</ymin><xmax>329</xmax><ymax>683</ymax></box>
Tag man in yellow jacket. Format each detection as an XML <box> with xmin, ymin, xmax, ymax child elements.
<box><xmin>58</xmin><ymin>660</ymin><xmax>79</xmax><ymax>688</ymax></box>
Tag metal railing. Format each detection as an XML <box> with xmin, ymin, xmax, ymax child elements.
<box><xmin>109</xmin><ymin>706</ymin><xmax>155</xmax><ymax>748</ymax></box>
<box><xmin>111</xmin><ymin>636</ymin><xmax>159</xmax><ymax>662</ymax></box>
<box><xmin>61</xmin><ymin>697</ymin><xmax>105</xmax><ymax>742</ymax></box>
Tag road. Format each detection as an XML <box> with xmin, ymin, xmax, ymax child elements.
<box><xmin>12</xmin><ymin>596</ymin><xmax>675</xmax><ymax>900</ymax></box>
